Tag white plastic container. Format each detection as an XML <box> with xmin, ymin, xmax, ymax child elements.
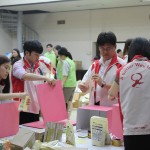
<box><xmin>90</xmin><ymin>116</ymin><xmax>108</xmax><ymax>147</ymax></box>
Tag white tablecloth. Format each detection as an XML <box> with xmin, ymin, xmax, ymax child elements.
<box><xmin>61</xmin><ymin>129</ymin><xmax>124</xmax><ymax>150</ymax></box>
<box><xmin>0</xmin><ymin>126</ymin><xmax>124</xmax><ymax>150</ymax></box>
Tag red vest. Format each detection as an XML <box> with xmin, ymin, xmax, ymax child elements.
<box><xmin>11</xmin><ymin>58</ymin><xmax>50</xmax><ymax>100</ymax></box>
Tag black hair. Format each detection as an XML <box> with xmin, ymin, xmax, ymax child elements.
<box><xmin>92</xmin><ymin>55</ymin><xmax>100</xmax><ymax>61</ymax></box>
<box><xmin>23</xmin><ymin>40</ymin><xmax>43</xmax><ymax>54</ymax></box>
<box><xmin>54</xmin><ymin>45</ymin><xmax>61</xmax><ymax>51</ymax></box>
<box><xmin>0</xmin><ymin>55</ymin><xmax>10</xmax><ymax>65</ymax></box>
<box><xmin>97</xmin><ymin>31</ymin><xmax>117</xmax><ymax>46</ymax></box>
<box><xmin>117</xmin><ymin>49</ymin><xmax>122</xmax><ymax>53</ymax></box>
<box><xmin>46</xmin><ymin>44</ymin><xmax>53</xmax><ymax>48</ymax></box>
<box><xmin>10</xmin><ymin>48</ymin><xmax>22</xmax><ymax>65</ymax></box>
<box><xmin>58</xmin><ymin>47</ymin><xmax>73</xmax><ymax>60</ymax></box>
<box><xmin>0</xmin><ymin>55</ymin><xmax>10</xmax><ymax>93</ymax></box>
<box><xmin>128</xmin><ymin>37</ymin><xmax>150</xmax><ymax>62</ymax></box>
<box><xmin>123</xmin><ymin>38</ymin><xmax>133</xmax><ymax>56</ymax></box>
<box><xmin>11</xmin><ymin>57</ymin><xmax>21</xmax><ymax>65</ymax></box>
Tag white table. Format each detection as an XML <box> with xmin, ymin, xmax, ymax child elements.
<box><xmin>0</xmin><ymin>126</ymin><xmax>124</xmax><ymax>150</ymax></box>
<box><xmin>61</xmin><ymin>129</ymin><xmax>124</xmax><ymax>150</ymax></box>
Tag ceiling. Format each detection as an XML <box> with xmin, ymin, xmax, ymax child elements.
<box><xmin>0</xmin><ymin>0</ymin><xmax>150</xmax><ymax>14</ymax></box>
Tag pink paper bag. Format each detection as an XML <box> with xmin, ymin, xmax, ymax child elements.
<box><xmin>0</xmin><ymin>101</ymin><xmax>19</xmax><ymax>138</ymax></box>
<box><xmin>36</xmin><ymin>80</ymin><xmax>68</xmax><ymax>122</ymax></box>
<box><xmin>110</xmin><ymin>104</ymin><xmax>123</xmax><ymax>140</ymax></box>
<box><xmin>23</xmin><ymin>80</ymin><xmax>69</xmax><ymax>128</ymax></box>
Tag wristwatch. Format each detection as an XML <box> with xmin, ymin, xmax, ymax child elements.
<box><xmin>101</xmin><ymin>80</ymin><xmax>106</xmax><ymax>88</ymax></box>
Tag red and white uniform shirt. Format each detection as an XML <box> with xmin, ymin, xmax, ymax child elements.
<box><xmin>11</xmin><ymin>58</ymin><xmax>50</xmax><ymax>98</ymax></box>
<box><xmin>82</xmin><ymin>54</ymin><xmax>126</xmax><ymax>106</ymax></box>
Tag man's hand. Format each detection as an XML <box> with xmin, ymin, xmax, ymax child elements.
<box><xmin>91</xmin><ymin>74</ymin><xmax>102</xmax><ymax>86</ymax></box>
<box><xmin>19</xmin><ymin>92</ymin><xmax>29</xmax><ymax>99</ymax></box>
<box><xmin>78</xmin><ymin>82</ymin><xmax>88</xmax><ymax>93</ymax></box>
<box><xmin>19</xmin><ymin>93</ymin><xmax>30</xmax><ymax>105</ymax></box>
<box><xmin>45</xmin><ymin>77</ymin><xmax>56</xmax><ymax>86</ymax></box>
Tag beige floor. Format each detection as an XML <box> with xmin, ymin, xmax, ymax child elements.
<box><xmin>69</xmin><ymin>108</ymin><xmax>77</xmax><ymax>121</ymax></box>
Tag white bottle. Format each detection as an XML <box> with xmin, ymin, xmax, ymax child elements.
<box><xmin>90</xmin><ymin>116</ymin><xmax>108</xmax><ymax>147</ymax></box>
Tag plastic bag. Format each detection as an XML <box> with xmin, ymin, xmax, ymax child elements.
<box><xmin>66</xmin><ymin>120</ymin><xmax>75</xmax><ymax>146</ymax></box>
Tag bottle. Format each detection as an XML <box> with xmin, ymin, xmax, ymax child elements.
<box><xmin>90</xmin><ymin>116</ymin><xmax>108</xmax><ymax>147</ymax></box>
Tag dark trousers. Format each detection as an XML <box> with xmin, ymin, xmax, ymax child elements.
<box><xmin>124</xmin><ymin>134</ymin><xmax>150</xmax><ymax>150</ymax></box>
<box><xmin>95</xmin><ymin>101</ymin><xmax>100</xmax><ymax>105</ymax></box>
<box><xmin>19</xmin><ymin>111</ymin><xmax>39</xmax><ymax>125</ymax></box>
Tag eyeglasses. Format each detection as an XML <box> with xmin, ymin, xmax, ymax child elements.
<box><xmin>100</xmin><ymin>46</ymin><xmax>114</xmax><ymax>51</ymax></box>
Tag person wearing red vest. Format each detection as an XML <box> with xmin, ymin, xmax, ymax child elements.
<box><xmin>108</xmin><ymin>37</ymin><xmax>150</xmax><ymax>150</ymax></box>
<box><xmin>78</xmin><ymin>31</ymin><xmax>126</xmax><ymax>106</ymax></box>
<box><xmin>11</xmin><ymin>40</ymin><xmax>56</xmax><ymax>124</ymax></box>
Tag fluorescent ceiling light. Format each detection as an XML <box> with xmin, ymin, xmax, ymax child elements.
<box><xmin>142</xmin><ymin>0</ymin><xmax>150</xmax><ymax>2</ymax></box>
<box><xmin>0</xmin><ymin>0</ymin><xmax>64</xmax><ymax>7</ymax></box>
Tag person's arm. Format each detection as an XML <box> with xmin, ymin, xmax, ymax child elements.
<box><xmin>78</xmin><ymin>81</ymin><xmax>89</xmax><ymax>93</ymax></box>
<box><xmin>108</xmin><ymin>66</ymin><xmax>122</xmax><ymax>101</ymax></box>
<box><xmin>61</xmin><ymin>60</ymin><xmax>69</xmax><ymax>87</ymax></box>
<box><xmin>62</xmin><ymin>76</ymin><xmax>67</xmax><ymax>87</ymax></box>
<box><xmin>0</xmin><ymin>92</ymin><xmax>28</xmax><ymax>100</ymax></box>
<box><xmin>23</xmin><ymin>73</ymin><xmax>56</xmax><ymax>86</ymax></box>
<box><xmin>108</xmin><ymin>80</ymin><xmax>119</xmax><ymax>101</ymax></box>
<box><xmin>13</xmin><ymin>60</ymin><xmax>56</xmax><ymax>86</ymax></box>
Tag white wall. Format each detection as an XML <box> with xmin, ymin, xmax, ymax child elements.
<box><xmin>23</xmin><ymin>11</ymin><xmax>92</xmax><ymax>69</ymax></box>
<box><xmin>0</xmin><ymin>25</ymin><xmax>13</xmax><ymax>55</ymax></box>
<box><xmin>23</xmin><ymin>6</ymin><xmax>150</xmax><ymax>69</ymax></box>
<box><xmin>1</xmin><ymin>6</ymin><xmax>150</xmax><ymax>68</ymax></box>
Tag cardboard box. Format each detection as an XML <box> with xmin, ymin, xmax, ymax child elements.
<box><xmin>72</xmin><ymin>92</ymin><xmax>83</xmax><ymax>108</ymax></box>
<box><xmin>74</xmin><ymin>61</ymin><xmax>82</xmax><ymax>70</ymax></box>
<box><xmin>35</xmin><ymin>131</ymin><xmax>45</xmax><ymax>142</ymax></box>
<box><xmin>78</xmin><ymin>93</ymin><xmax>89</xmax><ymax>107</ymax></box>
<box><xmin>76</xmin><ymin>105</ymin><xmax>112</xmax><ymax>132</ymax></box>
<box><xmin>20</xmin><ymin>125</ymin><xmax>45</xmax><ymax>142</ymax></box>
<box><xmin>111</xmin><ymin>104</ymin><xmax>123</xmax><ymax>140</ymax></box>
<box><xmin>11</xmin><ymin>128</ymin><xmax>35</xmax><ymax>150</ymax></box>
<box><xmin>76</xmin><ymin>104</ymin><xmax>123</xmax><ymax>140</ymax></box>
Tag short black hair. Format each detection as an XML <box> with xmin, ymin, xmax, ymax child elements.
<box><xmin>54</xmin><ymin>45</ymin><xmax>61</xmax><ymax>51</ymax></box>
<box><xmin>46</xmin><ymin>44</ymin><xmax>53</xmax><ymax>48</ymax></box>
<box><xmin>97</xmin><ymin>31</ymin><xmax>117</xmax><ymax>46</ymax></box>
<box><xmin>23</xmin><ymin>40</ymin><xmax>43</xmax><ymax>54</ymax></box>
<box><xmin>117</xmin><ymin>49</ymin><xmax>122</xmax><ymax>53</ymax></box>
<box><xmin>128</xmin><ymin>37</ymin><xmax>150</xmax><ymax>62</ymax></box>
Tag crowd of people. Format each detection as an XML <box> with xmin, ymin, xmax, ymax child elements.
<box><xmin>1</xmin><ymin>31</ymin><xmax>150</xmax><ymax>150</ymax></box>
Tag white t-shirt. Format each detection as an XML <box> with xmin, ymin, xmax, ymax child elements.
<box><xmin>117</xmin><ymin>59</ymin><xmax>150</xmax><ymax>135</ymax></box>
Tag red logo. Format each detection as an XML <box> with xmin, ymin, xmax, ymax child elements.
<box><xmin>131</xmin><ymin>73</ymin><xmax>144</xmax><ymax>88</ymax></box>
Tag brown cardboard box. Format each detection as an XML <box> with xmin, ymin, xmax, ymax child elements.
<box><xmin>35</xmin><ymin>131</ymin><xmax>45</xmax><ymax>142</ymax></box>
<box><xmin>19</xmin><ymin>125</ymin><xmax>45</xmax><ymax>142</ymax></box>
<box><xmin>72</xmin><ymin>92</ymin><xmax>83</xmax><ymax>108</ymax></box>
<box><xmin>11</xmin><ymin>128</ymin><xmax>35</xmax><ymax>150</ymax></box>
<box><xmin>74</xmin><ymin>61</ymin><xmax>82</xmax><ymax>70</ymax></box>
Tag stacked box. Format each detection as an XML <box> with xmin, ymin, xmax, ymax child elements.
<box><xmin>11</xmin><ymin>128</ymin><xmax>35</xmax><ymax>150</ymax></box>
<box><xmin>72</xmin><ymin>92</ymin><xmax>83</xmax><ymax>108</ymax></box>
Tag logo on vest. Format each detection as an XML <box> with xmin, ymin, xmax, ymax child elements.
<box><xmin>131</xmin><ymin>73</ymin><xmax>144</xmax><ymax>88</ymax></box>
